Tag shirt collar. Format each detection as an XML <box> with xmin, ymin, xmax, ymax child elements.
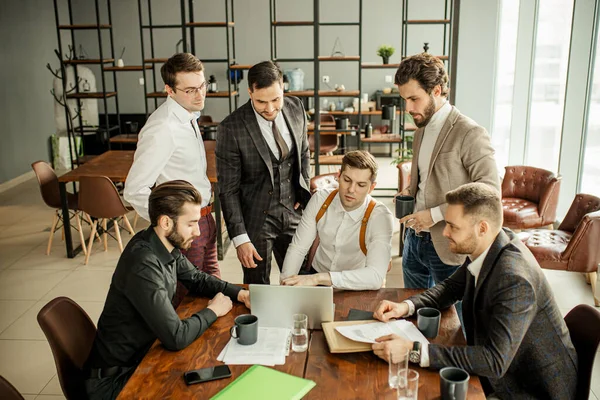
<box><xmin>467</xmin><ymin>243</ymin><xmax>492</xmax><ymax>283</ymax></box>
<box><xmin>144</xmin><ymin>227</ymin><xmax>179</xmax><ymax>265</ymax></box>
<box><xmin>425</xmin><ymin>100</ymin><xmax>452</xmax><ymax>133</ymax></box>
<box><xmin>333</xmin><ymin>192</ymin><xmax>371</xmax><ymax>222</ymax></box>
<box><xmin>167</xmin><ymin>96</ymin><xmax>201</xmax><ymax>123</ymax></box>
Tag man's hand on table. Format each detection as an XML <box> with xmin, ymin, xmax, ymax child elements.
<box><xmin>373</xmin><ymin>300</ymin><xmax>409</xmax><ymax>322</ymax></box>
<box><xmin>206</xmin><ymin>293</ymin><xmax>233</xmax><ymax>317</ymax></box>
<box><xmin>281</xmin><ymin>273</ymin><xmax>332</xmax><ymax>287</ymax></box>
<box><xmin>237</xmin><ymin>289</ymin><xmax>251</xmax><ymax>309</ymax></box>
<box><xmin>372</xmin><ymin>334</ymin><xmax>413</xmax><ymax>363</ymax></box>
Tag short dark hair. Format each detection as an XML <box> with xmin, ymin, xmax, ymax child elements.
<box><xmin>395</xmin><ymin>53</ymin><xmax>449</xmax><ymax>97</ymax></box>
<box><xmin>148</xmin><ymin>180</ymin><xmax>202</xmax><ymax>227</ymax></box>
<box><xmin>248</xmin><ymin>61</ymin><xmax>283</xmax><ymax>91</ymax></box>
<box><xmin>445</xmin><ymin>183</ymin><xmax>502</xmax><ymax>228</ymax></box>
<box><xmin>340</xmin><ymin>150</ymin><xmax>379</xmax><ymax>182</ymax></box>
<box><xmin>161</xmin><ymin>53</ymin><xmax>204</xmax><ymax>89</ymax></box>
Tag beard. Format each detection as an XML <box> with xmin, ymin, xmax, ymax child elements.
<box><xmin>448</xmin><ymin>234</ymin><xmax>478</xmax><ymax>255</ymax></box>
<box><xmin>412</xmin><ymin>94</ymin><xmax>437</xmax><ymax>128</ymax></box>
<box><xmin>166</xmin><ymin>221</ymin><xmax>194</xmax><ymax>250</ymax></box>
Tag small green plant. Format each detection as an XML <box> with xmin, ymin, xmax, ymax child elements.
<box><xmin>377</xmin><ymin>45</ymin><xmax>395</xmax><ymax>63</ymax></box>
<box><xmin>391</xmin><ymin>136</ymin><xmax>414</xmax><ymax>165</ymax></box>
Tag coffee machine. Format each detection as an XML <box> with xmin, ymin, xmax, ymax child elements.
<box><xmin>381</xmin><ymin>105</ymin><xmax>398</xmax><ymax>134</ymax></box>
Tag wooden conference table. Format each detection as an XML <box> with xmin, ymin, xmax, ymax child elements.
<box><xmin>58</xmin><ymin>148</ymin><xmax>230</xmax><ymax>259</ymax></box>
<box><xmin>118</xmin><ymin>288</ymin><xmax>485</xmax><ymax>399</ymax></box>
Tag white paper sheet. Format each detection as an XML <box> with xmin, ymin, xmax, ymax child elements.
<box><xmin>335</xmin><ymin>320</ymin><xmax>430</xmax><ymax>345</ymax></box>
<box><xmin>217</xmin><ymin>327</ymin><xmax>291</xmax><ymax>366</ymax></box>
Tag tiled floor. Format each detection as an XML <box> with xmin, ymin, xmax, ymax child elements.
<box><xmin>0</xmin><ymin>159</ymin><xmax>597</xmax><ymax>399</ymax></box>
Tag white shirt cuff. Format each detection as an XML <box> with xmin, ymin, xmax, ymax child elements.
<box><xmin>232</xmin><ymin>234</ymin><xmax>251</xmax><ymax>248</ymax></box>
<box><xmin>430</xmin><ymin>207</ymin><xmax>444</xmax><ymax>224</ymax></box>
<box><xmin>420</xmin><ymin>341</ymin><xmax>430</xmax><ymax>368</ymax></box>
<box><xmin>329</xmin><ymin>271</ymin><xmax>342</xmax><ymax>288</ymax></box>
<box><xmin>404</xmin><ymin>300</ymin><xmax>415</xmax><ymax>317</ymax></box>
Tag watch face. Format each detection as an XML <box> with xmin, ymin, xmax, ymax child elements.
<box><xmin>409</xmin><ymin>351</ymin><xmax>420</xmax><ymax>363</ymax></box>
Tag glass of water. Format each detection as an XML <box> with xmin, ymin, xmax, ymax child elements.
<box><xmin>397</xmin><ymin>369</ymin><xmax>419</xmax><ymax>400</ymax></box>
<box><xmin>292</xmin><ymin>313</ymin><xmax>308</xmax><ymax>352</ymax></box>
<box><xmin>388</xmin><ymin>348</ymin><xmax>409</xmax><ymax>388</ymax></box>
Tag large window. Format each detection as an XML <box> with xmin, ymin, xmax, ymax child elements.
<box><xmin>581</xmin><ymin>25</ymin><xmax>600</xmax><ymax>195</ymax></box>
<box><xmin>525</xmin><ymin>0</ymin><xmax>574</xmax><ymax>173</ymax></box>
<box><xmin>491</xmin><ymin>0</ymin><xmax>520</xmax><ymax>170</ymax></box>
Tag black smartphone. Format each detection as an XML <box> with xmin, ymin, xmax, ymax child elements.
<box><xmin>183</xmin><ymin>365</ymin><xmax>232</xmax><ymax>385</ymax></box>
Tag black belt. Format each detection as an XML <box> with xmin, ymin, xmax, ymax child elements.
<box><xmin>409</xmin><ymin>227</ymin><xmax>431</xmax><ymax>239</ymax></box>
<box><xmin>86</xmin><ymin>366</ymin><xmax>124</xmax><ymax>379</ymax></box>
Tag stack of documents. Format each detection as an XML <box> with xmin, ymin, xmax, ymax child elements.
<box><xmin>335</xmin><ymin>320</ymin><xmax>430</xmax><ymax>344</ymax></box>
<box><xmin>217</xmin><ymin>327</ymin><xmax>291</xmax><ymax>366</ymax></box>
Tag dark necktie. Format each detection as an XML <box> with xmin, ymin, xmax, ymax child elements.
<box><xmin>272</xmin><ymin>122</ymin><xmax>289</xmax><ymax>159</ymax></box>
<box><xmin>462</xmin><ymin>261</ymin><xmax>476</xmax><ymax>345</ymax></box>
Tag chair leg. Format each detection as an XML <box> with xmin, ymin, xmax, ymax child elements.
<box><xmin>588</xmin><ymin>272</ymin><xmax>599</xmax><ymax>307</ymax></box>
<box><xmin>102</xmin><ymin>219</ymin><xmax>108</xmax><ymax>252</ymax></box>
<box><xmin>85</xmin><ymin>220</ymin><xmax>98</xmax><ymax>265</ymax></box>
<box><xmin>75</xmin><ymin>211</ymin><xmax>87</xmax><ymax>256</ymax></box>
<box><xmin>123</xmin><ymin>214</ymin><xmax>136</xmax><ymax>236</ymax></box>
<box><xmin>61</xmin><ymin>225</ymin><xmax>65</xmax><ymax>241</ymax></box>
<box><xmin>132</xmin><ymin>212</ymin><xmax>139</xmax><ymax>230</ymax></box>
<box><xmin>114</xmin><ymin>220</ymin><xmax>124</xmax><ymax>253</ymax></box>
<box><xmin>47</xmin><ymin>211</ymin><xmax>59</xmax><ymax>255</ymax></box>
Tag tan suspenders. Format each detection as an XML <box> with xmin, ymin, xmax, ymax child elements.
<box><xmin>315</xmin><ymin>189</ymin><xmax>377</xmax><ymax>256</ymax></box>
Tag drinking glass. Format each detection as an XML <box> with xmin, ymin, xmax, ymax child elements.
<box><xmin>292</xmin><ymin>313</ymin><xmax>308</xmax><ymax>352</ymax></box>
<box><xmin>388</xmin><ymin>348</ymin><xmax>409</xmax><ymax>388</ymax></box>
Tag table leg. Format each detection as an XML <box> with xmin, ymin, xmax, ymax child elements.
<box><xmin>59</xmin><ymin>182</ymin><xmax>75</xmax><ymax>258</ymax></box>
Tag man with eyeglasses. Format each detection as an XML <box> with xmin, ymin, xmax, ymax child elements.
<box><xmin>125</xmin><ymin>53</ymin><xmax>220</xmax><ymax>305</ymax></box>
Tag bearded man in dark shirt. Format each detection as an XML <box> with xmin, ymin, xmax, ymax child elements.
<box><xmin>84</xmin><ymin>180</ymin><xmax>250</xmax><ymax>400</ymax></box>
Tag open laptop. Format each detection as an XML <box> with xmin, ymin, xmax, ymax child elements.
<box><xmin>249</xmin><ymin>285</ymin><xmax>335</xmax><ymax>330</ymax></box>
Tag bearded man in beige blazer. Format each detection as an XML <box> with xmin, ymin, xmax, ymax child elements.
<box><xmin>397</xmin><ymin>53</ymin><xmax>500</xmax><ymax>320</ymax></box>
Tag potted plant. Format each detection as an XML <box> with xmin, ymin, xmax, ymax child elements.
<box><xmin>377</xmin><ymin>45</ymin><xmax>395</xmax><ymax>65</ymax></box>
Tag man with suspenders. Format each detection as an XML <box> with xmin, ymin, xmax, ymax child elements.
<box><xmin>280</xmin><ymin>151</ymin><xmax>394</xmax><ymax>290</ymax></box>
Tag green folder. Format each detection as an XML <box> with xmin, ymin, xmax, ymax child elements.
<box><xmin>211</xmin><ymin>365</ymin><xmax>316</xmax><ymax>400</ymax></box>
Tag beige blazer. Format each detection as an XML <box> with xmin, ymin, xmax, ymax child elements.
<box><xmin>408</xmin><ymin>106</ymin><xmax>500</xmax><ymax>265</ymax></box>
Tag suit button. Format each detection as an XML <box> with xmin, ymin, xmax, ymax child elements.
<box><xmin>287</xmin><ymin>179</ymin><xmax>291</xmax><ymax>183</ymax></box>
<box><xmin>288</xmin><ymin>162</ymin><xmax>292</xmax><ymax>166</ymax></box>
<box><xmin>268</xmin><ymin>191</ymin><xmax>273</xmax><ymax>195</ymax></box>
<box><xmin>288</xmin><ymin>195</ymin><xmax>291</xmax><ymax>199</ymax></box>
<box><xmin>263</xmin><ymin>210</ymin><xmax>268</xmax><ymax>214</ymax></box>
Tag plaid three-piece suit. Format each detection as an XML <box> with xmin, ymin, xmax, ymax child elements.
<box><xmin>216</xmin><ymin>97</ymin><xmax>311</xmax><ymax>283</ymax></box>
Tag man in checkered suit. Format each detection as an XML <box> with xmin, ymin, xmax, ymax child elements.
<box><xmin>216</xmin><ymin>61</ymin><xmax>311</xmax><ymax>284</ymax></box>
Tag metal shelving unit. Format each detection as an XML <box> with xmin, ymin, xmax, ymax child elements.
<box><xmin>53</xmin><ymin>0</ymin><xmax>122</xmax><ymax>167</ymax></box>
<box><xmin>187</xmin><ymin>0</ymin><xmax>239</xmax><ymax>113</ymax></box>
<box><xmin>269</xmin><ymin>0</ymin><xmax>363</xmax><ymax>175</ymax></box>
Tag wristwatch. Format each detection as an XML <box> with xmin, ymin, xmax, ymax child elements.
<box><xmin>409</xmin><ymin>341</ymin><xmax>421</xmax><ymax>364</ymax></box>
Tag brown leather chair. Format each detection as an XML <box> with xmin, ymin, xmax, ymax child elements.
<box><xmin>309</xmin><ymin>172</ymin><xmax>339</xmax><ymax>194</ymax></box>
<box><xmin>37</xmin><ymin>297</ymin><xmax>96</xmax><ymax>400</ymax></box>
<box><xmin>0</xmin><ymin>376</ymin><xmax>24</xmax><ymax>400</ymax></box>
<box><xmin>79</xmin><ymin>176</ymin><xmax>136</xmax><ymax>264</ymax></box>
<box><xmin>309</xmin><ymin>114</ymin><xmax>339</xmax><ymax>155</ymax></box>
<box><xmin>564</xmin><ymin>304</ymin><xmax>600</xmax><ymax>399</ymax></box>
<box><xmin>521</xmin><ymin>193</ymin><xmax>600</xmax><ymax>305</ymax></box>
<box><xmin>501</xmin><ymin>166</ymin><xmax>561</xmax><ymax>230</ymax></box>
<box><xmin>31</xmin><ymin>161</ymin><xmax>87</xmax><ymax>256</ymax></box>
<box><xmin>396</xmin><ymin>160</ymin><xmax>411</xmax><ymax>193</ymax></box>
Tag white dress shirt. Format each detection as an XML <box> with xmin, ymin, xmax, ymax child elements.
<box><xmin>124</xmin><ymin>96</ymin><xmax>212</xmax><ymax>221</ymax></box>
<box><xmin>281</xmin><ymin>188</ymin><xmax>394</xmax><ymax>290</ymax></box>
<box><xmin>231</xmin><ymin>105</ymin><xmax>295</xmax><ymax>248</ymax></box>
<box><xmin>414</xmin><ymin>100</ymin><xmax>452</xmax><ymax>228</ymax></box>
<box><xmin>404</xmin><ymin>242</ymin><xmax>493</xmax><ymax>367</ymax></box>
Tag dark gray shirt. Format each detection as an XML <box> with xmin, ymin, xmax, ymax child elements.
<box><xmin>86</xmin><ymin>227</ymin><xmax>242</xmax><ymax>368</ymax></box>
